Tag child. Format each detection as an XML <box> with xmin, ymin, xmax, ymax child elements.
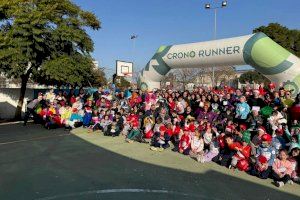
<box><xmin>178</xmin><ymin>128</ymin><xmax>191</xmax><ymax>155</ymax></box>
<box><xmin>65</xmin><ymin>108</ymin><xmax>83</xmax><ymax>129</ymax></box>
<box><xmin>255</xmin><ymin>133</ymin><xmax>276</xmax><ymax>179</ymax></box>
<box><xmin>82</xmin><ymin>106</ymin><xmax>93</xmax><ymax>127</ymax></box>
<box><xmin>235</xmin><ymin>96</ymin><xmax>250</xmax><ymax>122</ymax></box>
<box><xmin>150</xmin><ymin>125</ymin><xmax>170</xmax><ymax>151</ymax></box>
<box><xmin>251</xmin><ymin>126</ymin><xmax>266</xmax><ymax>157</ymax></box>
<box><xmin>189</xmin><ymin>129</ymin><xmax>204</xmax><ymax>161</ymax></box>
<box><xmin>126</xmin><ymin>121</ymin><xmax>141</xmax><ymax>143</ymax></box>
<box><xmin>144</xmin><ymin>116</ymin><xmax>154</xmax><ymax>139</ymax></box>
<box><xmin>288</xmin><ymin>147</ymin><xmax>300</xmax><ymax>182</ymax></box>
<box><xmin>198</xmin><ymin>137</ymin><xmax>220</xmax><ymax>163</ymax></box>
<box><xmin>272</xmin><ymin>149</ymin><xmax>293</xmax><ymax>187</ymax></box>
<box><xmin>230</xmin><ymin>136</ymin><xmax>251</xmax><ymax>171</ymax></box>
<box><xmin>249</xmin><ymin>155</ymin><xmax>270</xmax><ymax>179</ymax></box>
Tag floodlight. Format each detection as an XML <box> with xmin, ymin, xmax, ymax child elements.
<box><xmin>205</xmin><ymin>4</ymin><xmax>211</xmax><ymax>9</ymax></box>
<box><xmin>222</xmin><ymin>1</ymin><xmax>227</xmax><ymax>7</ymax></box>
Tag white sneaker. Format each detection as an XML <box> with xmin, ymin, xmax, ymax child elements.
<box><xmin>150</xmin><ymin>147</ymin><xmax>158</xmax><ymax>151</ymax></box>
<box><xmin>275</xmin><ymin>181</ymin><xmax>284</xmax><ymax>187</ymax></box>
<box><xmin>158</xmin><ymin>147</ymin><xmax>164</xmax><ymax>152</ymax></box>
<box><xmin>287</xmin><ymin>180</ymin><xmax>294</xmax><ymax>185</ymax></box>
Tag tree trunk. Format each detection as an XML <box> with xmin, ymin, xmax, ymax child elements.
<box><xmin>14</xmin><ymin>75</ymin><xmax>29</xmax><ymax>120</ymax></box>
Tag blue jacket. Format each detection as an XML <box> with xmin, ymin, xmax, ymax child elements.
<box><xmin>236</xmin><ymin>102</ymin><xmax>250</xmax><ymax>119</ymax></box>
<box><xmin>70</xmin><ymin>113</ymin><xmax>83</xmax><ymax>122</ymax></box>
<box><xmin>256</xmin><ymin>145</ymin><xmax>276</xmax><ymax>166</ymax></box>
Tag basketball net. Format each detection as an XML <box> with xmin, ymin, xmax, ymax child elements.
<box><xmin>123</xmin><ymin>72</ymin><xmax>132</xmax><ymax>83</ymax></box>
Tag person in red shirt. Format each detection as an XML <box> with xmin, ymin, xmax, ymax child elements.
<box><xmin>230</xmin><ymin>137</ymin><xmax>251</xmax><ymax>171</ymax></box>
<box><xmin>179</xmin><ymin>128</ymin><xmax>191</xmax><ymax>155</ymax></box>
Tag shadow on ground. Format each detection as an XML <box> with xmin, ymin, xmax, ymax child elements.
<box><xmin>0</xmin><ymin>124</ymin><xmax>298</xmax><ymax>200</ymax></box>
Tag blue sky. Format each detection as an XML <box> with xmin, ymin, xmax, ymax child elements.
<box><xmin>74</xmin><ymin>0</ymin><xmax>300</xmax><ymax>76</ymax></box>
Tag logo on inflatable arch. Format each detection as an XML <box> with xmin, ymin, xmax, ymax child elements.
<box><xmin>283</xmin><ymin>80</ymin><xmax>299</xmax><ymax>97</ymax></box>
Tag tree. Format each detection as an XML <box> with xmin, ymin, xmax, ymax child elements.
<box><xmin>89</xmin><ymin>67</ymin><xmax>107</xmax><ymax>87</ymax></box>
<box><xmin>0</xmin><ymin>0</ymin><xmax>100</xmax><ymax>119</ymax></box>
<box><xmin>172</xmin><ymin>68</ymin><xmax>202</xmax><ymax>90</ymax></box>
<box><xmin>239</xmin><ymin>71</ymin><xmax>270</xmax><ymax>84</ymax></box>
<box><xmin>205</xmin><ymin>66</ymin><xmax>236</xmax><ymax>86</ymax></box>
<box><xmin>254</xmin><ymin>23</ymin><xmax>300</xmax><ymax>57</ymax></box>
<box><xmin>116</xmin><ymin>77</ymin><xmax>131</xmax><ymax>88</ymax></box>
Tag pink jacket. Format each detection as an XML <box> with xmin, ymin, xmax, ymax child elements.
<box><xmin>272</xmin><ymin>159</ymin><xmax>293</xmax><ymax>176</ymax></box>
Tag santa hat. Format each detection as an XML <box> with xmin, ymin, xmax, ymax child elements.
<box><xmin>239</xmin><ymin>124</ymin><xmax>247</xmax><ymax>131</ymax></box>
<box><xmin>258</xmin><ymin>126</ymin><xmax>266</xmax><ymax>133</ymax></box>
<box><xmin>237</xmin><ymin>159</ymin><xmax>250</xmax><ymax>172</ymax></box>
<box><xmin>225</xmin><ymin>125</ymin><xmax>234</xmax><ymax>132</ymax></box>
<box><xmin>258</xmin><ymin>155</ymin><xmax>268</xmax><ymax>164</ymax></box>
<box><xmin>189</xmin><ymin>124</ymin><xmax>196</xmax><ymax>132</ymax></box>
<box><xmin>132</xmin><ymin>121</ymin><xmax>139</xmax><ymax>128</ymax></box>
<box><xmin>261</xmin><ymin>134</ymin><xmax>272</xmax><ymax>142</ymax></box>
<box><xmin>268</xmin><ymin>83</ymin><xmax>276</xmax><ymax>89</ymax></box>
<box><xmin>159</xmin><ymin>125</ymin><xmax>166</xmax><ymax>132</ymax></box>
<box><xmin>183</xmin><ymin>127</ymin><xmax>190</xmax><ymax>132</ymax></box>
<box><xmin>275</xmin><ymin>128</ymin><xmax>284</xmax><ymax>136</ymax></box>
<box><xmin>178</xmin><ymin>115</ymin><xmax>184</xmax><ymax>121</ymax></box>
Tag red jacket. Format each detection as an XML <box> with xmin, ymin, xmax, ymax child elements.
<box><xmin>165</xmin><ymin>128</ymin><xmax>173</xmax><ymax>137</ymax></box>
<box><xmin>179</xmin><ymin>134</ymin><xmax>191</xmax><ymax>150</ymax></box>
<box><xmin>169</xmin><ymin>101</ymin><xmax>176</xmax><ymax>111</ymax></box>
<box><xmin>235</xmin><ymin>145</ymin><xmax>251</xmax><ymax>159</ymax></box>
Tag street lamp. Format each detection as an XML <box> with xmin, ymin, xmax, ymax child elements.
<box><xmin>204</xmin><ymin>1</ymin><xmax>228</xmax><ymax>87</ymax></box>
<box><xmin>131</xmin><ymin>34</ymin><xmax>138</xmax><ymax>81</ymax></box>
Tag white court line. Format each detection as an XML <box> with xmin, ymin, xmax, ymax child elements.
<box><xmin>35</xmin><ymin>189</ymin><xmax>222</xmax><ymax>200</ymax></box>
<box><xmin>0</xmin><ymin>121</ymin><xmax>24</xmax><ymax>126</ymax></box>
<box><xmin>0</xmin><ymin>134</ymin><xmax>70</xmax><ymax>146</ymax></box>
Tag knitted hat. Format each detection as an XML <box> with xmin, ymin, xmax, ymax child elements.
<box><xmin>258</xmin><ymin>155</ymin><xmax>268</xmax><ymax>164</ymax></box>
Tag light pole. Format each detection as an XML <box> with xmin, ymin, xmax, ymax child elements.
<box><xmin>205</xmin><ymin>0</ymin><xmax>227</xmax><ymax>87</ymax></box>
<box><xmin>130</xmin><ymin>34</ymin><xmax>138</xmax><ymax>75</ymax></box>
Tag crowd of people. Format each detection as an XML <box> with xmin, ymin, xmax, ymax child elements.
<box><xmin>24</xmin><ymin>83</ymin><xmax>300</xmax><ymax>188</ymax></box>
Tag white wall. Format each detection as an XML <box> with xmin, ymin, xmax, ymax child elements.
<box><xmin>0</xmin><ymin>88</ymin><xmax>34</xmax><ymax>119</ymax></box>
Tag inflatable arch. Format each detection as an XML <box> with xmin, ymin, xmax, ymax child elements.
<box><xmin>139</xmin><ymin>32</ymin><xmax>300</xmax><ymax>95</ymax></box>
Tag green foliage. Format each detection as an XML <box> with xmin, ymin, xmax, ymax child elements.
<box><xmin>89</xmin><ymin>67</ymin><xmax>107</xmax><ymax>87</ymax></box>
<box><xmin>239</xmin><ymin>71</ymin><xmax>270</xmax><ymax>84</ymax></box>
<box><xmin>0</xmin><ymin>0</ymin><xmax>101</xmax><ymax>118</ymax></box>
<box><xmin>116</xmin><ymin>77</ymin><xmax>131</xmax><ymax>88</ymax></box>
<box><xmin>254</xmin><ymin>23</ymin><xmax>300</xmax><ymax>57</ymax></box>
<box><xmin>34</xmin><ymin>54</ymin><xmax>95</xmax><ymax>86</ymax></box>
<box><xmin>0</xmin><ymin>0</ymin><xmax>101</xmax><ymax>82</ymax></box>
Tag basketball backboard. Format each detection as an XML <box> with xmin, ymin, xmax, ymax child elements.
<box><xmin>116</xmin><ymin>60</ymin><xmax>133</xmax><ymax>77</ymax></box>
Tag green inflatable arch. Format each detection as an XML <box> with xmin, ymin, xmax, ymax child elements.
<box><xmin>139</xmin><ymin>32</ymin><xmax>300</xmax><ymax>95</ymax></box>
